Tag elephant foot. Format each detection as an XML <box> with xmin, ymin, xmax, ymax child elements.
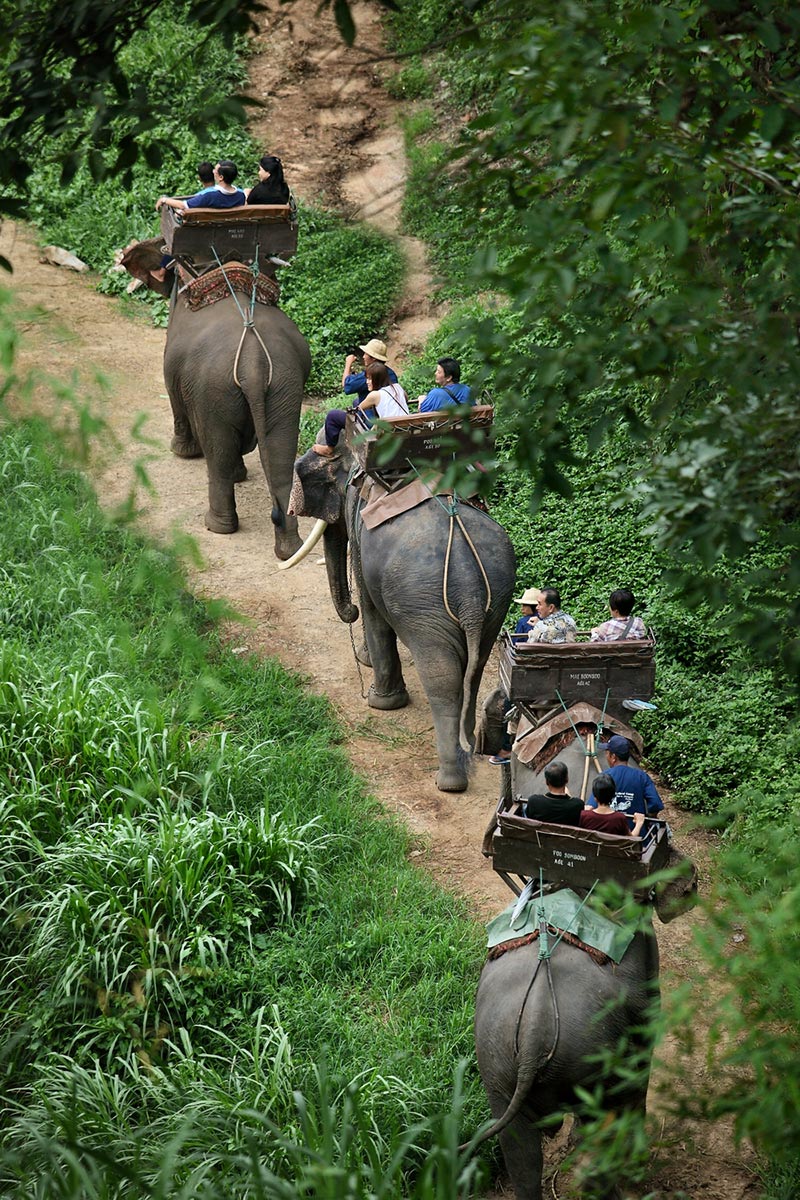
<box><xmin>367</xmin><ymin>684</ymin><xmax>409</xmax><ymax>711</ymax></box>
<box><xmin>436</xmin><ymin>747</ymin><xmax>471</xmax><ymax>793</ymax></box>
<box><xmin>356</xmin><ymin>642</ymin><xmax>372</xmax><ymax>668</ymax></box>
<box><xmin>205</xmin><ymin>509</ymin><xmax>238</xmax><ymax>534</ymax></box>
<box><xmin>171</xmin><ymin>436</ymin><xmax>203</xmax><ymax>459</ymax></box>
<box><xmin>435</xmin><ymin>767</ymin><xmax>469</xmax><ymax>793</ymax></box>
<box><xmin>232</xmin><ymin>459</ymin><xmax>248</xmax><ymax>484</ymax></box>
<box><xmin>274</xmin><ymin>531</ymin><xmax>303</xmax><ymax>561</ymax></box>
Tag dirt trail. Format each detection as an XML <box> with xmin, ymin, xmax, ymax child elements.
<box><xmin>0</xmin><ymin>2</ymin><xmax>759</xmax><ymax>1195</ymax></box>
<box><xmin>247</xmin><ymin>0</ymin><xmax>444</xmax><ymax>357</ymax></box>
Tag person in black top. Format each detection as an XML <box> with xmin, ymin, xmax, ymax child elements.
<box><xmin>247</xmin><ymin>155</ymin><xmax>290</xmax><ymax>205</ymax></box>
<box><xmin>523</xmin><ymin>760</ymin><xmax>583</xmax><ymax>825</ymax></box>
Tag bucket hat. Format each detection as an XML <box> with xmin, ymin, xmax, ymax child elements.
<box><xmin>513</xmin><ymin>587</ymin><xmax>540</xmax><ymax>605</ymax></box>
<box><xmin>359</xmin><ymin>338</ymin><xmax>388</xmax><ymax>362</ymax></box>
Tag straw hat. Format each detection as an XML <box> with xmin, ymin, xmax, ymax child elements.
<box><xmin>359</xmin><ymin>338</ymin><xmax>388</xmax><ymax>362</ymax></box>
<box><xmin>514</xmin><ymin>587</ymin><xmax>540</xmax><ymax>605</ymax></box>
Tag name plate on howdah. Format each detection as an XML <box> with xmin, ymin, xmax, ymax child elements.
<box><xmin>491</xmin><ymin>812</ymin><xmax>670</xmax><ymax>894</ymax></box>
<box><xmin>498</xmin><ymin>631</ymin><xmax>656</xmax><ymax>722</ymax></box>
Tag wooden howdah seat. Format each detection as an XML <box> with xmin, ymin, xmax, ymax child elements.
<box><xmin>160</xmin><ymin>204</ymin><xmax>298</xmax><ymax>277</ymax></box>
<box><xmin>489</xmin><ymin>806</ymin><xmax>671</xmax><ymax>898</ymax></box>
<box><xmin>344</xmin><ymin>404</ymin><xmax>495</xmax><ymax>489</ymax></box>
<box><xmin>498</xmin><ymin>629</ymin><xmax>656</xmax><ymax>724</ymax></box>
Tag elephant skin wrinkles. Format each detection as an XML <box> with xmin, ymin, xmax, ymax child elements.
<box><xmin>289</xmin><ymin>448</ymin><xmax>517</xmax><ymax>791</ymax></box>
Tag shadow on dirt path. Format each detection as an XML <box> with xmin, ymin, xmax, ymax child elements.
<box><xmin>0</xmin><ymin>2</ymin><xmax>760</xmax><ymax>1194</ymax></box>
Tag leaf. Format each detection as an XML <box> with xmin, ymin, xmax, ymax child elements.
<box><xmin>759</xmin><ymin>105</ymin><xmax>784</xmax><ymax>144</ymax></box>
<box><xmin>590</xmin><ymin>185</ymin><xmax>619</xmax><ymax>223</ymax></box>
<box><xmin>666</xmin><ymin>217</ymin><xmax>688</xmax><ymax>257</ymax></box>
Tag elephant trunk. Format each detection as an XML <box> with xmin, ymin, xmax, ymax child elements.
<box><xmin>323</xmin><ymin>519</ymin><xmax>358</xmax><ymax>624</ymax></box>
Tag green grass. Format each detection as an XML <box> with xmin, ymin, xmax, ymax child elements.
<box><xmin>0</xmin><ymin>412</ymin><xmax>488</xmax><ymax>1195</ymax></box>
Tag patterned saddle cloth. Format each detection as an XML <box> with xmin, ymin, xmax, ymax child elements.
<box><xmin>183</xmin><ymin>262</ymin><xmax>280</xmax><ymax>311</ymax></box>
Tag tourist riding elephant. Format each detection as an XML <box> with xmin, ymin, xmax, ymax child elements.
<box><xmin>471</xmin><ymin>850</ymin><xmax>697</xmax><ymax>1200</ymax></box>
<box><xmin>282</xmin><ymin>442</ymin><xmax>517</xmax><ymax>791</ymax></box>
<box><xmin>121</xmin><ymin>239</ymin><xmax>310</xmax><ymax>558</ymax></box>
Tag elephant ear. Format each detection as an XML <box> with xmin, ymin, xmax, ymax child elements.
<box><xmin>119</xmin><ymin>238</ymin><xmax>173</xmax><ymax>297</ymax></box>
<box><xmin>653</xmin><ymin>846</ymin><xmax>698</xmax><ymax>924</ymax></box>
<box><xmin>293</xmin><ymin>448</ymin><xmax>346</xmax><ymax>524</ymax></box>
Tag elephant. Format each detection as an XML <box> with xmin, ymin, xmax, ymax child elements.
<box><xmin>471</xmin><ymin>850</ymin><xmax>698</xmax><ymax>1200</ymax></box>
<box><xmin>283</xmin><ymin>441</ymin><xmax>517</xmax><ymax>791</ymax></box>
<box><xmin>121</xmin><ymin>239</ymin><xmax>310</xmax><ymax>558</ymax></box>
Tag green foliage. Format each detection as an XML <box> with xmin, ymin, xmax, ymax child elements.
<box><xmin>16</xmin><ymin>12</ymin><xmax>401</xmax><ymax>365</ymax></box>
<box><xmin>281</xmin><ymin>209</ymin><xmax>404</xmax><ymax>395</ymax></box>
<box><xmin>666</xmin><ymin>825</ymin><xmax>800</xmax><ymax>1166</ymax></box>
<box><xmin>392</xmin><ymin>0</ymin><xmax>800</xmax><ymax>682</ymax></box>
<box><xmin>0</xmin><ymin>404</ymin><xmax>487</xmax><ymax>1193</ymax></box>
<box><xmin>0</xmin><ymin>0</ymin><xmax>261</xmax><ymax>208</ymax></box>
<box><xmin>385</xmin><ymin>61</ymin><xmax>433</xmax><ymax>101</ymax></box>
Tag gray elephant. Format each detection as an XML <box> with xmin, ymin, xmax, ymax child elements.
<box><xmin>121</xmin><ymin>240</ymin><xmax>310</xmax><ymax>558</ymax></box>
<box><xmin>471</xmin><ymin>852</ymin><xmax>697</xmax><ymax>1200</ymax></box>
<box><xmin>283</xmin><ymin>443</ymin><xmax>517</xmax><ymax>791</ymax></box>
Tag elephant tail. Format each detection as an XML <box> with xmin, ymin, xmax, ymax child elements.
<box><xmin>462</xmin><ymin>1049</ymin><xmax>548</xmax><ymax>1152</ymax></box>
<box><xmin>458</xmin><ymin>617</ymin><xmax>484</xmax><ymax>755</ymax></box>
<box><xmin>463</xmin><ymin>958</ymin><xmax>559</xmax><ymax>1152</ymax></box>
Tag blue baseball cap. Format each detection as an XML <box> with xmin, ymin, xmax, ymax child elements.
<box><xmin>599</xmin><ymin>734</ymin><xmax>631</xmax><ymax>757</ymax></box>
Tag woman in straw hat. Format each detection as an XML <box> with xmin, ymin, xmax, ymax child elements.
<box><xmin>314</xmin><ymin>339</ymin><xmax>400</xmax><ymax>455</ymax></box>
<box><xmin>342</xmin><ymin>339</ymin><xmax>398</xmax><ymax>403</ymax></box>
<box><xmin>512</xmin><ymin>587</ymin><xmax>540</xmax><ymax>639</ymax></box>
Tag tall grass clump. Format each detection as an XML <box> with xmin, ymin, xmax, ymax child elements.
<box><xmin>0</xmin><ymin>404</ymin><xmax>488</xmax><ymax>1193</ymax></box>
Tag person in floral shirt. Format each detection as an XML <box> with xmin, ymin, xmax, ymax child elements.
<box><xmin>526</xmin><ymin>588</ymin><xmax>577</xmax><ymax>644</ymax></box>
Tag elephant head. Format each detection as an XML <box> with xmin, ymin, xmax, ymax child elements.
<box><xmin>280</xmin><ymin>444</ymin><xmax>359</xmax><ymax>624</ymax></box>
<box><xmin>119</xmin><ymin>238</ymin><xmax>173</xmax><ymax>297</ymax></box>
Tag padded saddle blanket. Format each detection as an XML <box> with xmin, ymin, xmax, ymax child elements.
<box><xmin>183</xmin><ymin>262</ymin><xmax>280</xmax><ymax>311</ymax></box>
<box><xmin>486</xmin><ymin>888</ymin><xmax>635</xmax><ymax>964</ymax></box>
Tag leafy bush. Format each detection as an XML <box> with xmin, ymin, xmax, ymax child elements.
<box><xmin>385</xmin><ymin>61</ymin><xmax>434</xmax><ymax>100</ymax></box>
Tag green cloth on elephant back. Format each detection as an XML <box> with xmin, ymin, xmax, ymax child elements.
<box><xmin>486</xmin><ymin>889</ymin><xmax>636</xmax><ymax>964</ymax></box>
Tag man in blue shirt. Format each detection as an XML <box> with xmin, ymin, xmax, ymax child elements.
<box><xmin>156</xmin><ymin>160</ymin><xmax>246</xmax><ymax>214</ymax></box>
<box><xmin>416</xmin><ymin>357</ymin><xmax>473</xmax><ymax>412</ymax></box>
<box><xmin>341</xmin><ymin>339</ymin><xmax>398</xmax><ymax>403</ymax></box>
<box><xmin>588</xmin><ymin>734</ymin><xmax>664</xmax><ymax>819</ymax></box>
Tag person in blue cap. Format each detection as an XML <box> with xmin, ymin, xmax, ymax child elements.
<box><xmin>586</xmin><ymin>734</ymin><xmax>663</xmax><ymax>820</ymax></box>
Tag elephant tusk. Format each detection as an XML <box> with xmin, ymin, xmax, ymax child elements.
<box><xmin>277</xmin><ymin>518</ymin><xmax>328</xmax><ymax>570</ymax></box>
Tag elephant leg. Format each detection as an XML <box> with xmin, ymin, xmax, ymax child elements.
<box><xmin>167</xmin><ymin>381</ymin><xmax>203</xmax><ymax>459</ymax></box>
<box><xmin>204</xmin><ymin>441</ymin><xmax>252</xmax><ymax>534</ymax></box>
<box><xmin>231</xmin><ymin>420</ymin><xmax>256</xmax><ymax>484</ymax></box>
<box><xmin>495</xmin><ymin>1106</ymin><xmax>544</xmax><ymax>1200</ymax></box>
<box><xmin>412</xmin><ymin>651</ymin><xmax>469</xmax><ymax>792</ymax></box>
<box><xmin>361</xmin><ymin>591</ymin><xmax>409</xmax><ymax>710</ymax></box>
